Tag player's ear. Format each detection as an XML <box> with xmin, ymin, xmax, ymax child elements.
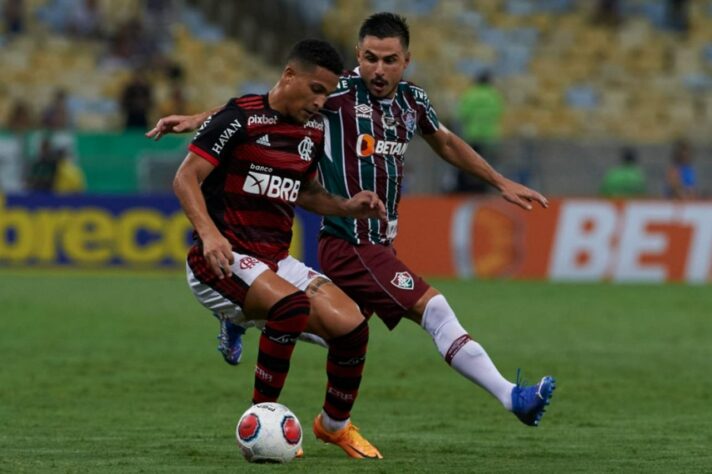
<box><xmin>283</xmin><ymin>65</ymin><xmax>297</xmax><ymax>82</ymax></box>
<box><xmin>404</xmin><ymin>51</ymin><xmax>411</xmax><ymax>68</ymax></box>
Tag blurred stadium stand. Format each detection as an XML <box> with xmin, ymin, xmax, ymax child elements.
<box><xmin>0</xmin><ymin>0</ymin><xmax>710</xmax><ymax>195</ymax></box>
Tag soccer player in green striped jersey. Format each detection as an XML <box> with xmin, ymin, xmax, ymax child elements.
<box><xmin>149</xmin><ymin>13</ymin><xmax>556</xmax><ymax>432</ymax></box>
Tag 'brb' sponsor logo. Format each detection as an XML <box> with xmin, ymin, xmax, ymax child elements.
<box><xmin>356</xmin><ymin>133</ymin><xmax>408</xmax><ymax>158</ymax></box>
<box><xmin>327</xmin><ymin>387</ymin><xmax>354</xmax><ymax>401</ymax></box>
<box><xmin>243</xmin><ymin>166</ymin><xmax>301</xmax><ymax>202</ymax></box>
<box><xmin>211</xmin><ymin>118</ymin><xmax>242</xmax><ymax>154</ymax></box>
<box><xmin>255</xmin><ymin>366</ymin><xmax>273</xmax><ymax>383</ymax></box>
<box><xmin>247</xmin><ymin>114</ymin><xmax>278</xmax><ymax>126</ymax></box>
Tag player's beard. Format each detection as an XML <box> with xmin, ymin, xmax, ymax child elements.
<box><xmin>369</xmin><ymin>77</ymin><xmax>393</xmax><ymax>98</ymax></box>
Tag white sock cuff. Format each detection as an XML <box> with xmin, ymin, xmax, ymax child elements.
<box><xmin>320</xmin><ymin>409</ymin><xmax>348</xmax><ymax>432</ymax></box>
<box><xmin>421</xmin><ymin>294</ymin><xmax>451</xmax><ymax>334</ymax></box>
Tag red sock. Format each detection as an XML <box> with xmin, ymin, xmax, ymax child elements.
<box><xmin>252</xmin><ymin>291</ymin><xmax>310</xmax><ymax>404</ymax></box>
<box><xmin>323</xmin><ymin>320</ymin><xmax>369</xmax><ymax>420</ymax></box>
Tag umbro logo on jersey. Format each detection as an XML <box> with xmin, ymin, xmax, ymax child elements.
<box><xmin>354</xmin><ymin>103</ymin><xmax>372</xmax><ymax>119</ymax></box>
<box><xmin>243</xmin><ymin>171</ymin><xmax>301</xmax><ymax>202</ymax></box>
<box><xmin>256</xmin><ymin>134</ymin><xmax>271</xmax><ymax>147</ymax></box>
<box><xmin>391</xmin><ymin>271</ymin><xmax>414</xmax><ymax>290</ymax></box>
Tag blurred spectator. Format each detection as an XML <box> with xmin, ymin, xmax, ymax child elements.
<box><xmin>592</xmin><ymin>0</ymin><xmax>622</xmax><ymax>27</ymax></box>
<box><xmin>3</xmin><ymin>0</ymin><xmax>25</xmax><ymax>37</ymax></box>
<box><xmin>120</xmin><ymin>69</ymin><xmax>154</xmax><ymax>129</ymax></box>
<box><xmin>164</xmin><ymin>60</ymin><xmax>185</xmax><ymax>83</ymax></box>
<box><xmin>157</xmin><ymin>84</ymin><xmax>189</xmax><ymax>119</ymax></box>
<box><xmin>54</xmin><ymin>152</ymin><xmax>86</xmax><ymax>194</ymax></box>
<box><xmin>665</xmin><ymin>0</ymin><xmax>690</xmax><ymax>35</ymax></box>
<box><xmin>665</xmin><ymin>139</ymin><xmax>697</xmax><ymax>199</ymax></box>
<box><xmin>600</xmin><ymin>147</ymin><xmax>647</xmax><ymax>198</ymax></box>
<box><xmin>68</xmin><ymin>0</ymin><xmax>104</xmax><ymax>39</ymax></box>
<box><xmin>26</xmin><ymin>137</ymin><xmax>60</xmax><ymax>192</ymax></box>
<box><xmin>143</xmin><ymin>0</ymin><xmax>176</xmax><ymax>49</ymax></box>
<box><xmin>5</xmin><ymin>100</ymin><xmax>36</xmax><ymax>133</ymax></box>
<box><xmin>156</xmin><ymin>61</ymin><xmax>190</xmax><ymax>117</ymax></box>
<box><xmin>105</xmin><ymin>18</ymin><xmax>160</xmax><ymax>70</ymax></box>
<box><xmin>41</xmin><ymin>89</ymin><xmax>71</xmax><ymax>130</ymax></box>
<box><xmin>453</xmin><ymin>71</ymin><xmax>504</xmax><ymax>193</ymax></box>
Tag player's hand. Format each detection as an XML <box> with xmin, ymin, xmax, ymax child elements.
<box><xmin>498</xmin><ymin>178</ymin><xmax>549</xmax><ymax>211</ymax></box>
<box><xmin>202</xmin><ymin>232</ymin><xmax>235</xmax><ymax>279</ymax></box>
<box><xmin>344</xmin><ymin>191</ymin><xmax>387</xmax><ymax>220</ymax></box>
<box><xmin>145</xmin><ymin>114</ymin><xmax>201</xmax><ymax>141</ymax></box>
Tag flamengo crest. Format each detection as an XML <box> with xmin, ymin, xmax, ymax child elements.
<box><xmin>298</xmin><ymin>136</ymin><xmax>314</xmax><ymax>161</ymax></box>
<box><xmin>391</xmin><ymin>271</ymin><xmax>414</xmax><ymax>290</ymax></box>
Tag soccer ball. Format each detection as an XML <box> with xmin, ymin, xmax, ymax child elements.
<box><xmin>235</xmin><ymin>402</ymin><xmax>302</xmax><ymax>463</ymax></box>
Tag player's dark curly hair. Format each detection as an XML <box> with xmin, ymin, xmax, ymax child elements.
<box><xmin>287</xmin><ymin>39</ymin><xmax>344</xmax><ymax>76</ymax></box>
<box><xmin>358</xmin><ymin>12</ymin><xmax>410</xmax><ymax>49</ymax></box>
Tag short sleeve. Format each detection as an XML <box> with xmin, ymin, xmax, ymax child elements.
<box><xmin>411</xmin><ymin>86</ymin><xmax>441</xmax><ymax>135</ymax></box>
<box><xmin>188</xmin><ymin>99</ymin><xmax>248</xmax><ymax>166</ymax></box>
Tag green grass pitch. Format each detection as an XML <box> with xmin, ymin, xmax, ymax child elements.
<box><xmin>1</xmin><ymin>270</ymin><xmax>711</xmax><ymax>473</ymax></box>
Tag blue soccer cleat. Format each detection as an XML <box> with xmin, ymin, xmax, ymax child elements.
<box><xmin>511</xmin><ymin>369</ymin><xmax>556</xmax><ymax>427</ymax></box>
<box><xmin>214</xmin><ymin>314</ymin><xmax>247</xmax><ymax>366</ymax></box>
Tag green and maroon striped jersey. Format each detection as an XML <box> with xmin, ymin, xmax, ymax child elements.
<box><xmin>319</xmin><ymin>70</ymin><xmax>440</xmax><ymax>244</ymax></box>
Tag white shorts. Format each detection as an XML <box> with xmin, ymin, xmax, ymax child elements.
<box><xmin>186</xmin><ymin>251</ymin><xmax>327</xmax><ymax>326</ymax></box>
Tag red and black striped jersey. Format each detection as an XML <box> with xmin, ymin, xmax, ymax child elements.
<box><xmin>318</xmin><ymin>70</ymin><xmax>440</xmax><ymax>245</ymax></box>
<box><xmin>188</xmin><ymin>94</ymin><xmax>325</xmax><ymax>269</ymax></box>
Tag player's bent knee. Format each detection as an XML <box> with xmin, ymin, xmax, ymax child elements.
<box><xmin>328</xmin><ymin>319</ymin><xmax>369</xmax><ymax>351</ymax></box>
<box><xmin>310</xmin><ymin>298</ymin><xmax>365</xmax><ymax>339</ymax></box>
<box><xmin>421</xmin><ymin>294</ymin><xmax>470</xmax><ymax>359</ymax></box>
<box><xmin>407</xmin><ymin>287</ymin><xmax>441</xmax><ymax>323</ymax></box>
<box><xmin>267</xmin><ymin>291</ymin><xmax>311</xmax><ymax>332</ymax></box>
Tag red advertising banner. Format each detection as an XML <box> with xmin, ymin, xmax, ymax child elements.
<box><xmin>395</xmin><ymin>197</ymin><xmax>712</xmax><ymax>283</ymax></box>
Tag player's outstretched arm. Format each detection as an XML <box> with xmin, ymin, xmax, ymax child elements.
<box><xmin>173</xmin><ymin>152</ymin><xmax>234</xmax><ymax>279</ymax></box>
<box><xmin>146</xmin><ymin>105</ymin><xmax>221</xmax><ymax>140</ymax></box>
<box><xmin>423</xmin><ymin>125</ymin><xmax>548</xmax><ymax>211</ymax></box>
<box><xmin>297</xmin><ymin>179</ymin><xmax>386</xmax><ymax>220</ymax></box>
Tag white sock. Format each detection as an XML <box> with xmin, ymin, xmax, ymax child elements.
<box><xmin>320</xmin><ymin>409</ymin><xmax>348</xmax><ymax>432</ymax></box>
<box><xmin>422</xmin><ymin>295</ymin><xmax>515</xmax><ymax>410</ymax></box>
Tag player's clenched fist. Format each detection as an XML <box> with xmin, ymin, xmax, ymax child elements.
<box><xmin>201</xmin><ymin>232</ymin><xmax>234</xmax><ymax>279</ymax></box>
<box><xmin>343</xmin><ymin>191</ymin><xmax>387</xmax><ymax>220</ymax></box>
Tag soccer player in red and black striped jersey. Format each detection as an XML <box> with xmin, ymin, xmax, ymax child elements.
<box><xmin>151</xmin><ymin>14</ymin><xmax>556</xmax><ymax>433</ymax></box>
<box><xmin>173</xmin><ymin>39</ymin><xmax>385</xmax><ymax>459</ymax></box>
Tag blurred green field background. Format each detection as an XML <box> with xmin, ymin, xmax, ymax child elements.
<box><xmin>1</xmin><ymin>271</ymin><xmax>710</xmax><ymax>473</ymax></box>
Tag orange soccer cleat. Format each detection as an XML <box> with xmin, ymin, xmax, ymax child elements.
<box><xmin>313</xmin><ymin>414</ymin><xmax>383</xmax><ymax>459</ymax></box>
